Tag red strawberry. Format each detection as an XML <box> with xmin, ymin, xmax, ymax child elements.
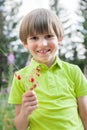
<box><xmin>36</xmin><ymin>72</ymin><xmax>40</xmax><ymax>76</ymax></box>
<box><xmin>29</xmin><ymin>77</ymin><xmax>35</xmax><ymax>82</ymax></box>
<box><xmin>33</xmin><ymin>83</ymin><xmax>38</xmax><ymax>88</ymax></box>
<box><xmin>36</xmin><ymin>67</ymin><xmax>41</xmax><ymax>71</ymax></box>
<box><xmin>30</xmin><ymin>83</ymin><xmax>37</xmax><ymax>90</ymax></box>
<box><xmin>17</xmin><ymin>75</ymin><xmax>21</xmax><ymax>80</ymax></box>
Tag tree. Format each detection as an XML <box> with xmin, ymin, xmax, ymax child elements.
<box><xmin>49</xmin><ymin>0</ymin><xmax>87</xmax><ymax>72</ymax></box>
<box><xmin>0</xmin><ymin>0</ymin><xmax>8</xmax><ymax>90</ymax></box>
<box><xmin>0</xmin><ymin>0</ymin><xmax>22</xmax><ymax>90</ymax></box>
<box><xmin>79</xmin><ymin>0</ymin><xmax>87</xmax><ymax>74</ymax></box>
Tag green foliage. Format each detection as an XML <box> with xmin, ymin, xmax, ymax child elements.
<box><xmin>14</xmin><ymin>51</ymin><xmax>29</xmax><ymax>70</ymax></box>
<box><xmin>79</xmin><ymin>0</ymin><xmax>87</xmax><ymax>69</ymax></box>
<box><xmin>0</xmin><ymin>0</ymin><xmax>8</xmax><ymax>89</ymax></box>
<box><xmin>50</xmin><ymin>0</ymin><xmax>87</xmax><ymax>72</ymax></box>
<box><xmin>0</xmin><ymin>0</ymin><xmax>22</xmax><ymax>90</ymax></box>
<box><xmin>0</xmin><ymin>94</ymin><xmax>16</xmax><ymax>130</ymax></box>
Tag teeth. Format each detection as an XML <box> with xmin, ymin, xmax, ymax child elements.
<box><xmin>38</xmin><ymin>50</ymin><xmax>49</xmax><ymax>53</ymax></box>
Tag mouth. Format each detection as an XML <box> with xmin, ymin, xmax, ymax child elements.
<box><xmin>36</xmin><ymin>49</ymin><xmax>51</xmax><ymax>55</ymax></box>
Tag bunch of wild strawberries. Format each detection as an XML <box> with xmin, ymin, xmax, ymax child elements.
<box><xmin>15</xmin><ymin>67</ymin><xmax>41</xmax><ymax>90</ymax></box>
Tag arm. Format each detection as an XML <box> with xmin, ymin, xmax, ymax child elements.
<box><xmin>14</xmin><ymin>90</ymin><xmax>38</xmax><ymax>130</ymax></box>
<box><xmin>77</xmin><ymin>96</ymin><xmax>87</xmax><ymax>130</ymax></box>
<box><xmin>14</xmin><ymin>104</ymin><xmax>29</xmax><ymax>130</ymax></box>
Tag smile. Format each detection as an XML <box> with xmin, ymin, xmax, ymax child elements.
<box><xmin>37</xmin><ymin>49</ymin><xmax>51</xmax><ymax>54</ymax></box>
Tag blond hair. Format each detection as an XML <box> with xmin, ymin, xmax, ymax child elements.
<box><xmin>19</xmin><ymin>8</ymin><xmax>64</xmax><ymax>44</ymax></box>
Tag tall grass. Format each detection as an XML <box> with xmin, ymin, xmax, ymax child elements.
<box><xmin>0</xmin><ymin>93</ymin><xmax>16</xmax><ymax>130</ymax></box>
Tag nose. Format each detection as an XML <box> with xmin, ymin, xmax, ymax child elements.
<box><xmin>40</xmin><ymin>38</ymin><xmax>48</xmax><ymax>46</ymax></box>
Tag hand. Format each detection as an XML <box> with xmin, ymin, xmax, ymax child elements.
<box><xmin>21</xmin><ymin>90</ymin><xmax>38</xmax><ymax>117</ymax></box>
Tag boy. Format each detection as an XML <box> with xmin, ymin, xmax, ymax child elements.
<box><xmin>8</xmin><ymin>8</ymin><xmax>87</xmax><ymax>130</ymax></box>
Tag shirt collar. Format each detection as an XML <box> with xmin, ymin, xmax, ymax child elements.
<box><xmin>56</xmin><ymin>56</ymin><xmax>62</xmax><ymax>68</ymax></box>
<box><xmin>29</xmin><ymin>56</ymin><xmax>62</xmax><ymax>70</ymax></box>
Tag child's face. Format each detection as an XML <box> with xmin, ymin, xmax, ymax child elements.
<box><xmin>25</xmin><ymin>33</ymin><xmax>59</xmax><ymax>67</ymax></box>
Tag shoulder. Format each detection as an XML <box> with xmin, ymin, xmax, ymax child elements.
<box><xmin>61</xmin><ymin>60</ymin><xmax>79</xmax><ymax>72</ymax></box>
<box><xmin>59</xmin><ymin>59</ymin><xmax>84</xmax><ymax>80</ymax></box>
<box><xmin>15</xmin><ymin>65</ymin><xmax>31</xmax><ymax>77</ymax></box>
<box><xmin>19</xmin><ymin>65</ymin><xmax>31</xmax><ymax>72</ymax></box>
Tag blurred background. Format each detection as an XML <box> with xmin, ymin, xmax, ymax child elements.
<box><xmin>0</xmin><ymin>0</ymin><xmax>87</xmax><ymax>129</ymax></box>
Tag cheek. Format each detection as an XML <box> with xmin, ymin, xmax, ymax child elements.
<box><xmin>27</xmin><ymin>43</ymin><xmax>36</xmax><ymax>51</ymax></box>
<box><xmin>53</xmin><ymin>38</ymin><xmax>58</xmax><ymax>44</ymax></box>
<box><xmin>50</xmin><ymin>39</ymin><xmax>58</xmax><ymax>48</ymax></box>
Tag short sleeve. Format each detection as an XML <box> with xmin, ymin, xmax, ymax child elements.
<box><xmin>73</xmin><ymin>66</ymin><xmax>87</xmax><ymax>97</ymax></box>
<box><xmin>8</xmin><ymin>73</ymin><xmax>25</xmax><ymax>104</ymax></box>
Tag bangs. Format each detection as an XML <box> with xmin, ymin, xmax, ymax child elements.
<box><xmin>28</xmin><ymin>13</ymin><xmax>55</xmax><ymax>36</ymax></box>
<box><xmin>19</xmin><ymin>8</ymin><xmax>64</xmax><ymax>43</ymax></box>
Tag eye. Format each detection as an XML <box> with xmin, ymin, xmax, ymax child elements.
<box><xmin>30</xmin><ymin>36</ymin><xmax>38</xmax><ymax>40</ymax></box>
<box><xmin>46</xmin><ymin>34</ymin><xmax>54</xmax><ymax>39</ymax></box>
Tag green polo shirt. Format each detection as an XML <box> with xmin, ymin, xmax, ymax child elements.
<box><xmin>8</xmin><ymin>57</ymin><xmax>87</xmax><ymax>130</ymax></box>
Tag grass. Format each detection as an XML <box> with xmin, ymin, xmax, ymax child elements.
<box><xmin>0</xmin><ymin>92</ymin><xmax>16</xmax><ymax>130</ymax></box>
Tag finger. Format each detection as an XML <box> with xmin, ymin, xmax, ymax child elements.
<box><xmin>22</xmin><ymin>94</ymin><xmax>37</xmax><ymax>103</ymax></box>
<box><xmin>23</xmin><ymin>90</ymin><xmax>36</xmax><ymax>97</ymax></box>
<box><xmin>25</xmin><ymin>96</ymin><xmax>37</xmax><ymax>102</ymax></box>
<box><xmin>24</xmin><ymin>100</ymin><xmax>38</xmax><ymax>107</ymax></box>
<box><xmin>27</xmin><ymin>105</ymin><xmax>38</xmax><ymax>114</ymax></box>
